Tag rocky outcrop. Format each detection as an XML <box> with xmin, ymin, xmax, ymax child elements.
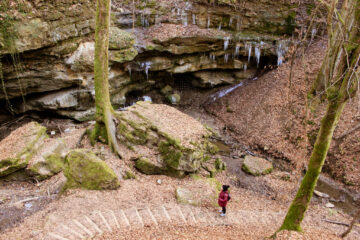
<box><xmin>0</xmin><ymin>0</ymin><xmax>95</xmax><ymax>55</ymax></box>
<box><xmin>1</xmin><ymin>0</ymin><xmax>295</xmax><ymax>120</ymax></box>
<box><xmin>242</xmin><ymin>155</ymin><xmax>273</xmax><ymax>176</ymax></box>
<box><xmin>63</xmin><ymin>149</ymin><xmax>120</xmax><ymax>190</ymax></box>
<box><xmin>117</xmin><ymin>101</ymin><xmax>218</xmax><ymax>177</ymax></box>
<box><xmin>0</xmin><ymin>122</ymin><xmax>47</xmax><ymax>177</ymax></box>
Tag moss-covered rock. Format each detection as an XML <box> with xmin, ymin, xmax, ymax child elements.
<box><xmin>123</xmin><ymin>170</ymin><xmax>136</xmax><ymax>180</ymax></box>
<box><xmin>135</xmin><ymin>157</ymin><xmax>185</xmax><ymax>177</ymax></box>
<box><xmin>166</xmin><ymin>94</ymin><xmax>181</xmax><ymax>105</ymax></box>
<box><xmin>242</xmin><ymin>155</ymin><xmax>273</xmax><ymax>176</ymax></box>
<box><xmin>26</xmin><ymin>138</ymin><xmax>68</xmax><ymax>180</ymax></box>
<box><xmin>0</xmin><ymin>122</ymin><xmax>47</xmax><ymax>177</ymax></box>
<box><xmin>109</xmin><ymin>27</ymin><xmax>135</xmax><ymax>50</ymax></box>
<box><xmin>117</xmin><ymin>102</ymin><xmax>217</xmax><ymax>177</ymax></box>
<box><xmin>109</xmin><ymin>47</ymin><xmax>138</xmax><ymax>63</ymax></box>
<box><xmin>63</xmin><ymin>149</ymin><xmax>120</xmax><ymax>190</ymax></box>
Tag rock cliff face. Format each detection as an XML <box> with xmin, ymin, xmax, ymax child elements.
<box><xmin>0</xmin><ymin>0</ymin><xmax>297</xmax><ymax>120</ymax></box>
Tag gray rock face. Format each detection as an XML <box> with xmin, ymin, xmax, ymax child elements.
<box><xmin>242</xmin><ymin>155</ymin><xmax>273</xmax><ymax>176</ymax></box>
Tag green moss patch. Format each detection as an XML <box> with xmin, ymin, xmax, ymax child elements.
<box><xmin>63</xmin><ymin>149</ymin><xmax>120</xmax><ymax>190</ymax></box>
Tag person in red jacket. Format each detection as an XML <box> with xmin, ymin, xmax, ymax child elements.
<box><xmin>218</xmin><ymin>185</ymin><xmax>231</xmax><ymax>216</ymax></box>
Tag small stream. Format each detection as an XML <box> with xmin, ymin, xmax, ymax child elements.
<box><xmin>316</xmin><ymin>175</ymin><xmax>359</xmax><ymax>215</ymax></box>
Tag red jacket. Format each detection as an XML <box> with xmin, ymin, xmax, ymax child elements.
<box><xmin>218</xmin><ymin>190</ymin><xmax>230</xmax><ymax>207</ymax></box>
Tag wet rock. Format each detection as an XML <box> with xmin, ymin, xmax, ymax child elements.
<box><xmin>242</xmin><ymin>155</ymin><xmax>273</xmax><ymax>176</ymax></box>
<box><xmin>63</xmin><ymin>149</ymin><xmax>120</xmax><ymax>190</ymax></box>
<box><xmin>314</xmin><ymin>190</ymin><xmax>330</xmax><ymax>198</ymax></box>
<box><xmin>325</xmin><ymin>202</ymin><xmax>335</xmax><ymax>208</ymax></box>
<box><xmin>167</xmin><ymin>94</ymin><xmax>181</xmax><ymax>104</ymax></box>
<box><xmin>119</xmin><ymin>102</ymin><xmax>216</xmax><ymax>177</ymax></box>
<box><xmin>0</xmin><ymin>122</ymin><xmax>47</xmax><ymax>177</ymax></box>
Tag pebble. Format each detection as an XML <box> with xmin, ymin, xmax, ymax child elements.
<box><xmin>50</xmin><ymin>131</ymin><xmax>56</xmax><ymax>135</ymax></box>
<box><xmin>325</xmin><ymin>202</ymin><xmax>335</xmax><ymax>208</ymax></box>
<box><xmin>25</xmin><ymin>202</ymin><xmax>33</xmax><ymax>210</ymax></box>
<box><xmin>157</xmin><ymin>179</ymin><xmax>162</xmax><ymax>185</ymax></box>
<box><xmin>64</xmin><ymin>128</ymin><xmax>71</xmax><ymax>133</ymax></box>
<box><xmin>314</xmin><ymin>190</ymin><xmax>330</xmax><ymax>198</ymax></box>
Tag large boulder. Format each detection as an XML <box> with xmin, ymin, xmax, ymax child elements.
<box><xmin>242</xmin><ymin>155</ymin><xmax>273</xmax><ymax>176</ymax></box>
<box><xmin>63</xmin><ymin>149</ymin><xmax>120</xmax><ymax>190</ymax></box>
<box><xmin>0</xmin><ymin>122</ymin><xmax>47</xmax><ymax>177</ymax></box>
<box><xmin>26</xmin><ymin>138</ymin><xmax>68</xmax><ymax>180</ymax></box>
<box><xmin>118</xmin><ymin>101</ymin><xmax>218</xmax><ymax>177</ymax></box>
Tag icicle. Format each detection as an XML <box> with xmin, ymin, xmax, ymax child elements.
<box><xmin>245</xmin><ymin>43</ymin><xmax>252</xmax><ymax>62</ymax></box>
<box><xmin>192</xmin><ymin>14</ymin><xmax>196</xmax><ymax>25</ymax></box>
<box><xmin>127</xmin><ymin>65</ymin><xmax>132</xmax><ymax>77</ymax></box>
<box><xmin>207</xmin><ymin>16</ymin><xmax>211</xmax><ymax>28</ymax></box>
<box><xmin>244</xmin><ymin>63</ymin><xmax>247</xmax><ymax>71</ymax></box>
<box><xmin>235</xmin><ymin>44</ymin><xmax>240</xmax><ymax>57</ymax></box>
<box><xmin>229</xmin><ymin>17</ymin><xmax>233</xmax><ymax>27</ymax></box>
<box><xmin>182</xmin><ymin>10</ymin><xmax>188</xmax><ymax>26</ymax></box>
<box><xmin>177</xmin><ymin>8</ymin><xmax>181</xmax><ymax>16</ymax></box>
<box><xmin>224</xmin><ymin>37</ymin><xmax>230</xmax><ymax>51</ymax></box>
<box><xmin>255</xmin><ymin>46</ymin><xmax>261</xmax><ymax>67</ymax></box>
<box><xmin>218</xmin><ymin>22</ymin><xmax>222</xmax><ymax>30</ymax></box>
<box><xmin>142</xmin><ymin>62</ymin><xmax>151</xmax><ymax>80</ymax></box>
<box><xmin>224</xmin><ymin>53</ymin><xmax>229</xmax><ymax>64</ymax></box>
<box><xmin>209</xmin><ymin>53</ymin><xmax>216</xmax><ymax>62</ymax></box>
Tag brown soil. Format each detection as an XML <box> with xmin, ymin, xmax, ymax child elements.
<box><xmin>0</xmin><ymin>122</ymin><xmax>39</xmax><ymax>160</ymax></box>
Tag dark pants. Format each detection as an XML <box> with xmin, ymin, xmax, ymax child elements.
<box><xmin>222</xmin><ymin>206</ymin><xmax>226</xmax><ymax>214</ymax></box>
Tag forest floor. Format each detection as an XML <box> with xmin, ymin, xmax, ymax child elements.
<box><xmin>1</xmin><ymin>39</ymin><xmax>360</xmax><ymax>239</ymax></box>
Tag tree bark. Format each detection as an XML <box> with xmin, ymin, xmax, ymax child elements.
<box><xmin>93</xmin><ymin>0</ymin><xmax>122</xmax><ymax>157</ymax></box>
<box><xmin>277</xmin><ymin>0</ymin><xmax>359</xmax><ymax>233</ymax></box>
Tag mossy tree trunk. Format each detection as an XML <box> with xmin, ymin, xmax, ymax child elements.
<box><xmin>277</xmin><ymin>0</ymin><xmax>359</xmax><ymax>233</ymax></box>
<box><xmin>92</xmin><ymin>0</ymin><xmax>122</xmax><ymax>157</ymax></box>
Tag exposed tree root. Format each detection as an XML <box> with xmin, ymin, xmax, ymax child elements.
<box><xmin>90</xmin><ymin>108</ymin><xmax>123</xmax><ymax>159</ymax></box>
<box><xmin>104</xmin><ymin>108</ymin><xmax>123</xmax><ymax>158</ymax></box>
<box><xmin>341</xmin><ymin>210</ymin><xmax>360</xmax><ymax>238</ymax></box>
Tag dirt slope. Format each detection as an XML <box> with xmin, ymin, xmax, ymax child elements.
<box><xmin>205</xmin><ymin>39</ymin><xmax>360</xmax><ymax>192</ymax></box>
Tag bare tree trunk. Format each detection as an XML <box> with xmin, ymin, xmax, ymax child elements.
<box><xmin>92</xmin><ymin>0</ymin><xmax>122</xmax><ymax>157</ymax></box>
<box><xmin>277</xmin><ymin>0</ymin><xmax>359</xmax><ymax>233</ymax></box>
